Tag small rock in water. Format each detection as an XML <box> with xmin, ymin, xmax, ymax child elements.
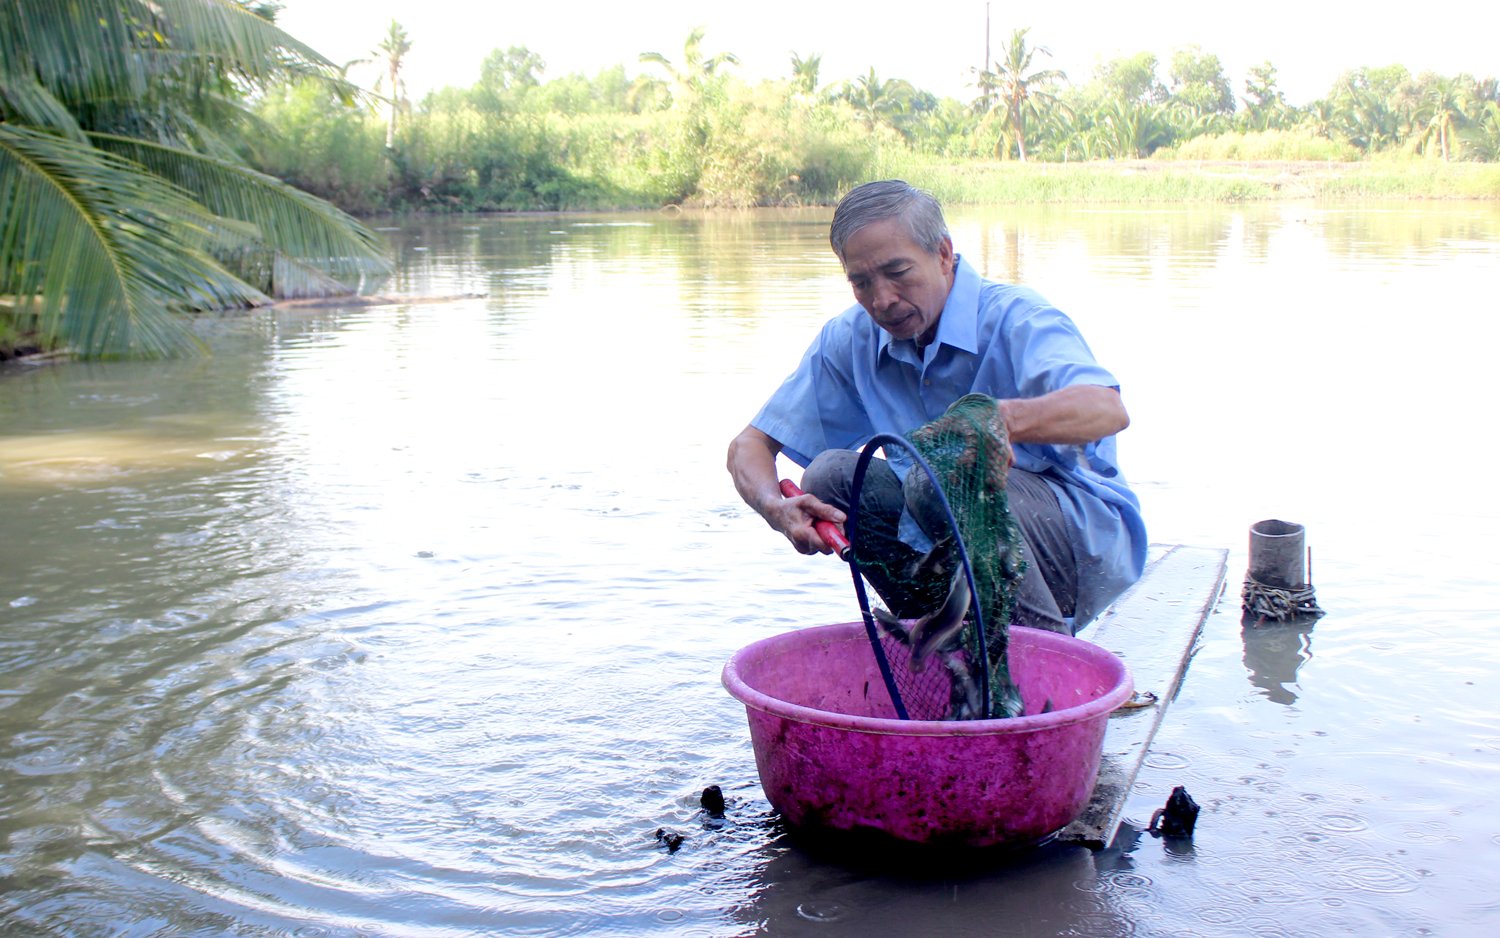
<box><xmin>655</xmin><ymin>827</ymin><xmax>685</xmax><ymax>852</ymax></box>
<box><xmin>700</xmin><ymin>785</ymin><xmax>726</xmax><ymax>817</ymax></box>
<box><xmin>1148</xmin><ymin>786</ymin><xmax>1200</xmax><ymax>838</ymax></box>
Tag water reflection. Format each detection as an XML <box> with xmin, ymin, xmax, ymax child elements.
<box><xmin>1240</xmin><ymin>613</ymin><xmax>1320</xmax><ymax>705</ymax></box>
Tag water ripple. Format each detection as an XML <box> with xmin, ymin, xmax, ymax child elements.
<box><xmin>1317</xmin><ymin>813</ymin><xmax>1369</xmax><ymax>834</ymax></box>
<box><xmin>1142</xmin><ymin>751</ymin><xmax>1191</xmax><ymax>770</ymax></box>
<box><xmin>1325</xmin><ymin>859</ymin><xmax>1423</xmax><ymax>895</ymax></box>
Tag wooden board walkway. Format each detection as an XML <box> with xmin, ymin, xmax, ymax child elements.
<box><xmin>1058</xmin><ymin>543</ymin><xmax>1230</xmax><ymax>849</ymax></box>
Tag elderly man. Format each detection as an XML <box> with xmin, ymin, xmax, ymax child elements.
<box><xmin>727</xmin><ymin>180</ymin><xmax>1146</xmax><ymax>634</ymax></box>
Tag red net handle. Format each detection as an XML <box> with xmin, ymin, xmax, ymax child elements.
<box><xmin>778</xmin><ymin>479</ymin><xmax>852</xmax><ymax>560</ymax></box>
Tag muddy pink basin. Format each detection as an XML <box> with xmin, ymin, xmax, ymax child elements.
<box><xmin>722</xmin><ymin>623</ymin><xmax>1132</xmax><ymax>848</ymax></box>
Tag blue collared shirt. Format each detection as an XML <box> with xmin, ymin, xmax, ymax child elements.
<box><xmin>752</xmin><ymin>255</ymin><xmax>1147</xmax><ymax>626</ymax></box>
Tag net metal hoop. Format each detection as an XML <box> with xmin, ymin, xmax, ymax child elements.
<box><xmin>845</xmin><ymin>432</ymin><xmax>991</xmax><ymax>721</ymax></box>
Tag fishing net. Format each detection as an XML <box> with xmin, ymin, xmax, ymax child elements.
<box><xmin>846</xmin><ymin>394</ymin><xmax>1028</xmax><ymax>720</ymax></box>
<box><xmin>1241</xmin><ymin>579</ymin><xmax>1324</xmax><ymax>621</ymax></box>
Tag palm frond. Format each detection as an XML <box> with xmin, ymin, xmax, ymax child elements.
<box><xmin>156</xmin><ymin>0</ymin><xmax>340</xmax><ymax>78</ymax></box>
<box><xmin>89</xmin><ymin>132</ymin><xmax>391</xmax><ymax>293</ymax></box>
<box><xmin>0</xmin><ymin>124</ymin><xmax>269</xmax><ymax>358</ymax></box>
<box><xmin>0</xmin><ymin>74</ymin><xmax>86</xmax><ymax>140</ymax></box>
<box><xmin>1</xmin><ymin>1</ymin><xmax>392</xmax><ymax>358</ymax></box>
<box><xmin>0</xmin><ymin>0</ymin><xmax>360</xmax><ymax>113</ymax></box>
<box><xmin>0</xmin><ymin>1</ymin><xmax>152</xmax><ymax>105</ymax></box>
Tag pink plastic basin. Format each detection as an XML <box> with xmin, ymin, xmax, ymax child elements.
<box><xmin>722</xmin><ymin>622</ymin><xmax>1132</xmax><ymax>848</ymax></box>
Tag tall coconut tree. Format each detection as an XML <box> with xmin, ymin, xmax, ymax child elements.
<box><xmin>1407</xmin><ymin>73</ymin><xmax>1468</xmax><ymax>160</ymax></box>
<box><xmin>790</xmin><ymin>52</ymin><xmax>823</xmax><ymax>99</ymax></box>
<box><xmin>842</xmin><ymin>68</ymin><xmax>916</xmax><ymax>133</ymax></box>
<box><xmin>0</xmin><ymin>0</ymin><xmax>389</xmax><ymax>358</ymax></box>
<box><xmin>374</xmin><ymin>20</ymin><xmax>413</xmax><ymax>149</ymax></box>
<box><xmin>639</xmin><ymin>27</ymin><xmax>739</xmax><ymax>109</ymax></box>
<box><xmin>974</xmin><ymin>27</ymin><xmax>1065</xmax><ymax>162</ymax></box>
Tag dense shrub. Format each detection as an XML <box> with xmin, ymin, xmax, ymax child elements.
<box><xmin>253</xmin><ymin>82</ymin><xmax>392</xmax><ymax>215</ymax></box>
<box><xmin>1162</xmin><ymin>130</ymin><xmax>1359</xmax><ymax>162</ymax></box>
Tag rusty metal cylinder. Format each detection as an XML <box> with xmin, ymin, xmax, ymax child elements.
<box><xmin>1247</xmin><ymin>519</ymin><xmax>1307</xmax><ymax>589</ymax></box>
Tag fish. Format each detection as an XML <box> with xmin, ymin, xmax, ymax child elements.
<box><xmin>906</xmin><ymin>533</ymin><xmax>958</xmax><ymax>585</ymax></box>
<box><xmin>941</xmin><ymin>649</ymin><xmax>985</xmax><ymax>720</ymax></box>
<box><xmin>874</xmin><ymin>566</ymin><xmax>972</xmax><ymax>667</ymax></box>
<box><xmin>870</xmin><ymin>534</ymin><xmax>957</xmax><ymax>649</ymax></box>
<box><xmin>873</xmin><ymin>612</ymin><xmax>911</xmax><ymax>647</ymax></box>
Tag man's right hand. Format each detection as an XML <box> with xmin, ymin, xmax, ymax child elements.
<box><xmin>728</xmin><ymin>425</ymin><xmax>846</xmax><ymax>556</ymax></box>
<box><xmin>773</xmin><ymin>486</ymin><xmax>848</xmax><ymax>556</ymax></box>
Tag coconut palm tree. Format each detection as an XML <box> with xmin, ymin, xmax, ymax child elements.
<box><xmin>790</xmin><ymin>52</ymin><xmax>823</xmax><ymax>99</ymax></box>
<box><xmin>0</xmin><ymin>0</ymin><xmax>388</xmax><ymax>358</ymax></box>
<box><xmin>1327</xmin><ymin>67</ymin><xmax>1407</xmax><ymax>154</ymax></box>
<box><xmin>374</xmin><ymin>20</ymin><xmax>413</xmax><ymax>148</ymax></box>
<box><xmin>1093</xmin><ymin>98</ymin><xmax>1174</xmax><ymax>159</ymax></box>
<box><xmin>973</xmin><ymin>28</ymin><xmax>1065</xmax><ymax>161</ymax></box>
<box><xmin>1407</xmin><ymin>74</ymin><xmax>1468</xmax><ymax>160</ymax></box>
<box><xmin>841</xmin><ymin>69</ymin><xmax>916</xmax><ymax>133</ymax></box>
<box><xmin>639</xmin><ymin>27</ymin><xmax>739</xmax><ymax>109</ymax></box>
<box><xmin>1462</xmin><ymin>99</ymin><xmax>1500</xmax><ymax>161</ymax></box>
<box><xmin>635</xmin><ymin>29</ymin><xmax>740</xmax><ymax>201</ymax></box>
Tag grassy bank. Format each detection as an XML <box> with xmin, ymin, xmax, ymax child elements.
<box><xmin>878</xmin><ymin>156</ymin><xmax>1500</xmax><ymax>204</ymax></box>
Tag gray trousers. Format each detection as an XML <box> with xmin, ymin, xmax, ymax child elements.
<box><xmin>801</xmin><ymin>450</ymin><xmax>1078</xmax><ymax>634</ymax></box>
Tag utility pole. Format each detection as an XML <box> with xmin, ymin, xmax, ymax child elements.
<box><xmin>984</xmin><ymin>2</ymin><xmax>991</xmax><ymax>72</ymax></box>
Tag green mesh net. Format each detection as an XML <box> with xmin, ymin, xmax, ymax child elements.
<box><xmin>851</xmin><ymin>393</ymin><xmax>1028</xmax><ymax>720</ymax></box>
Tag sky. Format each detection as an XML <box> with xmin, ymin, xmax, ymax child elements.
<box><xmin>277</xmin><ymin>1</ymin><xmax>1498</xmax><ymax>108</ymax></box>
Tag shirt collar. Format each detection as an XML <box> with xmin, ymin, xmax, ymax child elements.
<box><xmin>876</xmin><ymin>254</ymin><xmax>981</xmax><ymax>365</ymax></box>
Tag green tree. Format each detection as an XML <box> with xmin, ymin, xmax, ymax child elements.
<box><xmin>1092</xmin><ymin>53</ymin><xmax>1166</xmax><ymax>105</ymax></box>
<box><xmin>472</xmin><ymin>45</ymin><xmax>547</xmax><ymax>116</ymax></box>
<box><xmin>1239</xmin><ymin>61</ymin><xmax>1295</xmax><ymax>131</ymax></box>
<box><xmin>484</xmin><ymin>45</ymin><xmax>546</xmax><ymax>93</ymax></box>
<box><xmin>1168</xmin><ymin>46</ymin><xmax>1234</xmax><ymax>119</ymax></box>
<box><xmin>973</xmin><ymin>28</ymin><xmax>1065</xmax><ymax>161</ymax></box>
<box><xmin>0</xmin><ymin>0</ymin><xmax>388</xmax><ymax>358</ymax></box>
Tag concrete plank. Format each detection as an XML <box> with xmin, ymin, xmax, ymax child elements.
<box><xmin>1057</xmin><ymin>544</ymin><xmax>1230</xmax><ymax>848</ymax></box>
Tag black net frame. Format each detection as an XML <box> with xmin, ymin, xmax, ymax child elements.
<box><xmin>845</xmin><ymin>433</ymin><xmax>991</xmax><ymax>721</ymax></box>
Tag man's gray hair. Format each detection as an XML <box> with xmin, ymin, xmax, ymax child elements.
<box><xmin>829</xmin><ymin>180</ymin><xmax>950</xmax><ymax>261</ymax></box>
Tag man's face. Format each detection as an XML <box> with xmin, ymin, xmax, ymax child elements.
<box><xmin>841</xmin><ymin>218</ymin><xmax>956</xmax><ymax>346</ymax></box>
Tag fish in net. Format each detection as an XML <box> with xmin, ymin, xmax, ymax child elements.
<box><xmin>848</xmin><ymin>394</ymin><xmax>1028</xmax><ymax>720</ymax></box>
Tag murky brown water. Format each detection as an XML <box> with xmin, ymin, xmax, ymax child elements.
<box><xmin>4</xmin><ymin>202</ymin><xmax>1499</xmax><ymax>936</ymax></box>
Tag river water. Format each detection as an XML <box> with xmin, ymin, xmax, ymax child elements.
<box><xmin>3</xmin><ymin>202</ymin><xmax>1499</xmax><ymax>936</ymax></box>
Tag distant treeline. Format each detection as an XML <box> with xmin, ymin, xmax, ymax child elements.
<box><xmin>253</xmin><ymin>27</ymin><xmax>1500</xmax><ymax>213</ymax></box>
